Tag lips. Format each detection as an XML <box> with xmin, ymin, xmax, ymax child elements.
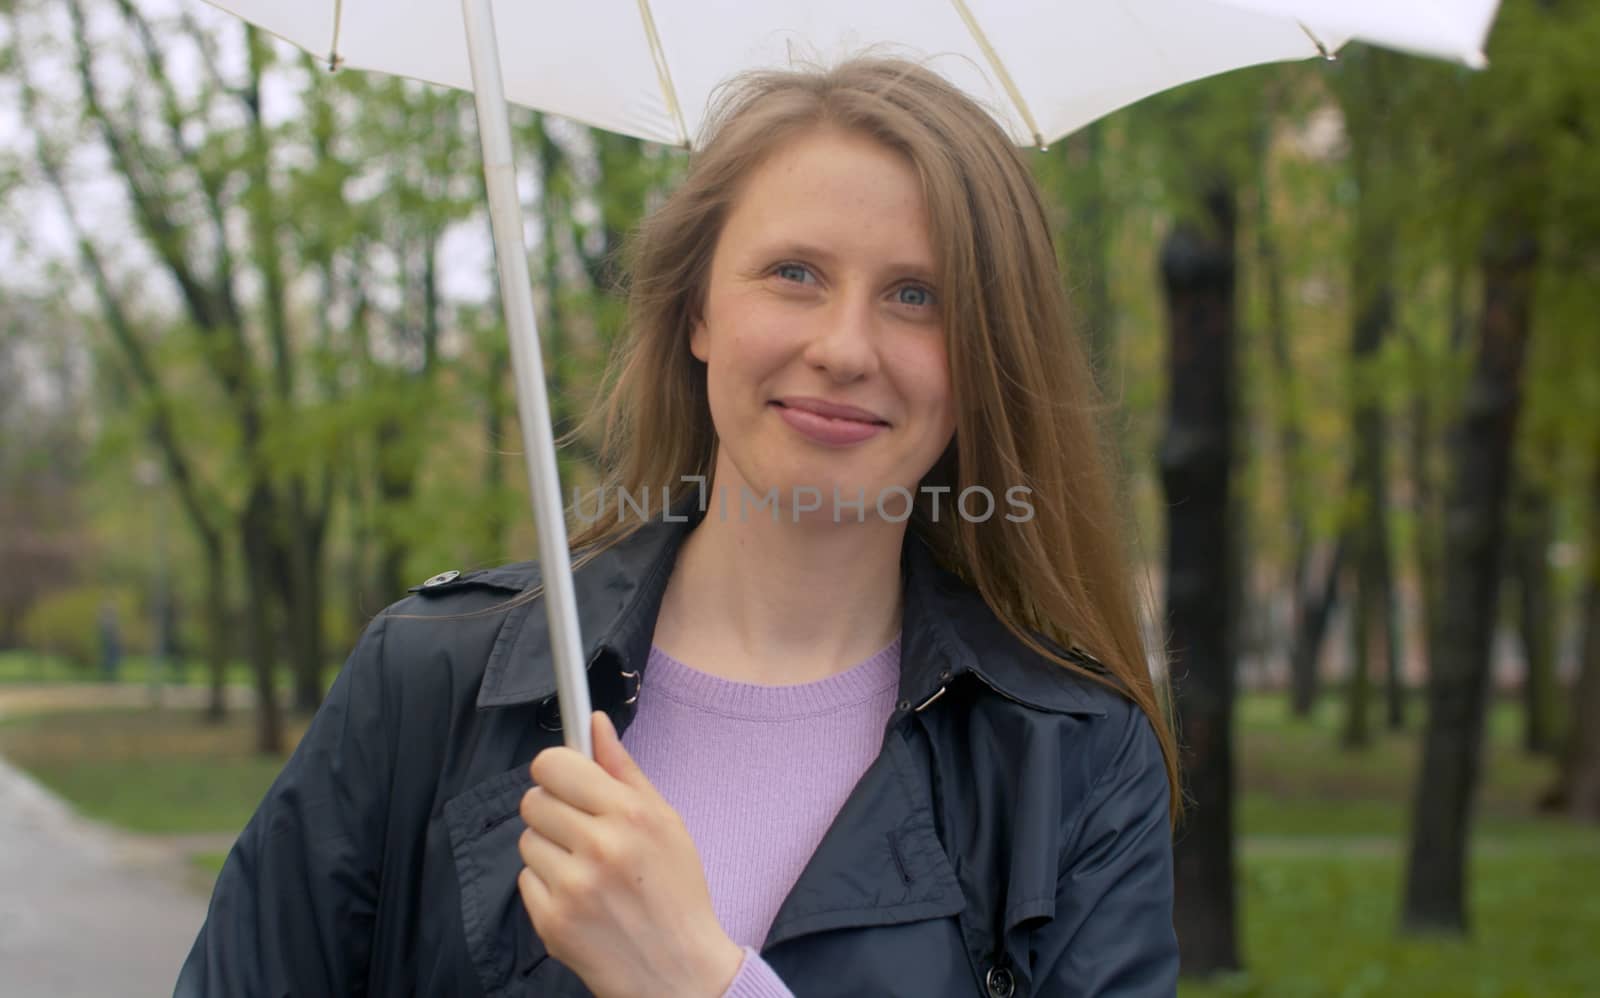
<box><xmin>770</xmin><ymin>397</ymin><xmax>890</xmax><ymax>447</ymax></box>
<box><xmin>772</xmin><ymin>397</ymin><xmax>889</xmax><ymax>425</ymax></box>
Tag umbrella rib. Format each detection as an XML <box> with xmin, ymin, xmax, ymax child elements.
<box><xmin>328</xmin><ymin>0</ymin><xmax>344</xmax><ymax>70</ymax></box>
<box><xmin>1297</xmin><ymin>21</ymin><xmax>1337</xmax><ymax>61</ymax></box>
<box><xmin>947</xmin><ymin>0</ymin><xmax>1043</xmax><ymax>149</ymax></box>
<box><xmin>634</xmin><ymin>0</ymin><xmax>690</xmax><ymax>148</ymax></box>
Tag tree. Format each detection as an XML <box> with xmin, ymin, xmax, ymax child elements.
<box><xmin>1160</xmin><ymin>177</ymin><xmax>1241</xmax><ymax>977</ymax></box>
<box><xmin>8</xmin><ymin>0</ymin><xmax>484</xmax><ymax>748</ymax></box>
<box><xmin>1334</xmin><ymin>47</ymin><xmax>1409</xmax><ymax>747</ymax></box>
<box><xmin>1402</xmin><ymin>0</ymin><xmax>1598</xmax><ymax>934</ymax></box>
<box><xmin>1402</xmin><ymin>125</ymin><xmax>1542</xmax><ymax>940</ymax></box>
<box><xmin>1511</xmin><ymin>472</ymin><xmax>1559</xmax><ymax>755</ymax></box>
<box><xmin>1551</xmin><ymin>464</ymin><xmax>1600</xmax><ymax>819</ymax></box>
<box><xmin>1249</xmin><ymin>89</ymin><xmax>1319</xmax><ymax>718</ymax></box>
<box><xmin>0</xmin><ymin>295</ymin><xmax>90</xmax><ymax>649</ymax></box>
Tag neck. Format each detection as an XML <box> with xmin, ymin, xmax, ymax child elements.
<box><xmin>653</xmin><ymin>478</ymin><xmax>907</xmax><ymax>686</ymax></box>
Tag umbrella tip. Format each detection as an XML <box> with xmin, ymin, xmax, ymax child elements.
<box><xmin>327</xmin><ymin>51</ymin><xmax>344</xmax><ymax>73</ymax></box>
<box><xmin>1297</xmin><ymin>22</ymin><xmax>1337</xmax><ymax>62</ymax></box>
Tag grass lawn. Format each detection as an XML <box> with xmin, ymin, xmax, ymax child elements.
<box><xmin>2</xmin><ymin>686</ymin><xmax>1595</xmax><ymax>995</ymax></box>
<box><xmin>0</xmin><ymin>649</ymin><xmax>281</xmax><ymax>691</ymax></box>
<box><xmin>0</xmin><ymin>705</ymin><xmax>308</xmax><ymax>834</ymax></box>
<box><xmin>1179</xmin><ymin>693</ymin><xmax>1600</xmax><ymax>996</ymax></box>
<box><xmin>1232</xmin><ymin>692</ymin><xmax>1559</xmax><ymax>839</ymax></box>
<box><xmin>1180</xmin><ymin>843</ymin><xmax>1600</xmax><ymax>998</ymax></box>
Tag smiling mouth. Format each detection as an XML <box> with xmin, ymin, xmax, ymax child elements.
<box><xmin>770</xmin><ymin>399</ymin><xmax>890</xmax><ymax>426</ymax></box>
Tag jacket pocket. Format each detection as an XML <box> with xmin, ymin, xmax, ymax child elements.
<box><xmin>445</xmin><ymin>764</ymin><xmax>588</xmax><ymax>996</ymax></box>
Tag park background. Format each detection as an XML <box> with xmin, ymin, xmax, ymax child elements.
<box><xmin>1</xmin><ymin>0</ymin><xmax>1598</xmax><ymax>994</ymax></box>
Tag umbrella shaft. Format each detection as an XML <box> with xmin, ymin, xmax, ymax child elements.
<box><xmin>462</xmin><ymin>0</ymin><xmax>593</xmax><ymax>758</ymax></box>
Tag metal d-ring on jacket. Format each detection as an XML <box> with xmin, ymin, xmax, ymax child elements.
<box><xmin>175</xmin><ymin>506</ymin><xmax>1179</xmax><ymax>997</ymax></box>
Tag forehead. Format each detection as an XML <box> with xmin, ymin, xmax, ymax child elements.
<box><xmin>718</xmin><ymin>128</ymin><xmax>936</xmax><ymax>272</ymax></box>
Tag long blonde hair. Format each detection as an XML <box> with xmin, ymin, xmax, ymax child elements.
<box><xmin>565</xmin><ymin>54</ymin><xmax>1180</xmax><ymax>824</ymax></box>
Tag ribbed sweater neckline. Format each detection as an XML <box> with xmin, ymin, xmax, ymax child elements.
<box><xmin>642</xmin><ymin>636</ymin><xmax>901</xmax><ymax>721</ymax></box>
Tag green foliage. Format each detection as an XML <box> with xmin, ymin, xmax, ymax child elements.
<box><xmin>19</xmin><ymin>587</ymin><xmax>148</xmax><ymax>669</ymax></box>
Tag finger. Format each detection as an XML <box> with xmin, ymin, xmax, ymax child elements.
<box><xmin>518</xmin><ymin>825</ymin><xmax>572</xmax><ymax>879</ymax></box>
<box><xmin>520</xmin><ymin>786</ymin><xmax>592</xmax><ymax>854</ymax></box>
<box><xmin>591</xmin><ymin>711</ymin><xmax>655</xmax><ymax>796</ymax></box>
<box><xmin>517</xmin><ymin>866</ymin><xmax>552</xmax><ymax>924</ymax></box>
<box><xmin>529</xmin><ymin>746</ymin><xmax>628</xmax><ymax>816</ymax></box>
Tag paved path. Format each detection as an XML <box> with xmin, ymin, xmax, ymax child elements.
<box><xmin>0</xmin><ymin>749</ymin><xmax>210</xmax><ymax>997</ymax></box>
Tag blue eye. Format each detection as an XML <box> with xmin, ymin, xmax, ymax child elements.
<box><xmin>775</xmin><ymin>263</ymin><xmax>813</xmax><ymax>284</ymax></box>
<box><xmin>897</xmin><ymin>284</ymin><xmax>935</xmax><ymax>308</ymax></box>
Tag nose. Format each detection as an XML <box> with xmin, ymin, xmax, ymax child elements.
<box><xmin>801</xmin><ymin>291</ymin><xmax>881</xmax><ymax>383</ymax></box>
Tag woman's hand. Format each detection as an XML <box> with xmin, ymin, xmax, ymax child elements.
<box><xmin>518</xmin><ymin>711</ymin><xmax>745</xmax><ymax>998</ymax></box>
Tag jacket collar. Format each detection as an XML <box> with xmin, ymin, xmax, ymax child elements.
<box><xmin>474</xmin><ymin>501</ymin><xmax>1108</xmax><ymax>718</ymax></box>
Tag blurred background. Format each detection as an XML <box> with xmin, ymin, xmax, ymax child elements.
<box><xmin>1</xmin><ymin>0</ymin><xmax>1597</xmax><ymax>995</ymax></box>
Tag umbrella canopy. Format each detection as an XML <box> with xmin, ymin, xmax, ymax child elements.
<box><xmin>207</xmin><ymin>0</ymin><xmax>1499</xmax><ymax>149</ymax></box>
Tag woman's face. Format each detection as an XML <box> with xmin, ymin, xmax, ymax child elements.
<box><xmin>691</xmin><ymin>126</ymin><xmax>956</xmax><ymax>523</ymax></box>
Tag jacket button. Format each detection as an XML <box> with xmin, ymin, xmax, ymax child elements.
<box><xmin>985</xmin><ymin>966</ymin><xmax>1015</xmax><ymax>998</ymax></box>
<box><xmin>421</xmin><ymin>570</ymin><xmax>460</xmax><ymax>588</ymax></box>
<box><xmin>536</xmin><ymin>696</ymin><xmax>563</xmax><ymax>732</ymax></box>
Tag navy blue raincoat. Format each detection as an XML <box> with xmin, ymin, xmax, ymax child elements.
<box><xmin>176</xmin><ymin>507</ymin><xmax>1178</xmax><ymax>996</ymax></box>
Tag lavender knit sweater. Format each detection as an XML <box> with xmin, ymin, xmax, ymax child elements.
<box><xmin>620</xmin><ymin>637</ymin><xmax>902</xmax><ymax>998</ymax></box>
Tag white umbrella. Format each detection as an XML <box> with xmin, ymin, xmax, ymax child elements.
<box><xmin>197</xmin><ymin>0</ymin><xmax>1503</xmax><ymax>758</ymax></box>
<box><xmin>207</xmin><ymin>1</ymin><xmax>1500</xmax><ymax>149</ymax></box>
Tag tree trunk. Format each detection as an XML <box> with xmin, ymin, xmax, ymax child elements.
<box><xmin>1253</xmin><ymin>109</ymin><xmax>1313</xmax><ymax>703</ymax></box>
<box><xmin>281</xmin><ymin>507</ymin><xmax>327</xmax><ymax>713</ymax></box>
<box><xmin>1160</xmin><ymin>182</ymin><xmax>1240</xmax><ymax>978</ymax></box>
<box><xmin>203</xmin><ymin>539</ymin><xmax>229</xmax><ymax>722</ymax></box>
<box><xmin>1545</xmin><ymin>462</ymin><xmax>1600</xmax><ymax>819</ymax></box>
<box><xmin>1402</xmin><ymin>216</ymin><xmax>1538</xmax><ymax>936</ymax></box>
<box><xmin>1512</xmin><ymin>479</ymin><xmax>1558</xmax><ymax>755</ymax></box>
<box><xmin>1556</xmin><ymin>553</ymin><xmax>1600</xmax><ymax>820</ymax></box>
<box><xmin>1344</xmin><ymin>115</ymin><xmax>1399</xmax><ymax>747</ymax></box>
<box><xmin>241</xmin><ymin>27</ymin><xmax>329</xmax><ymax>715</ymax></box>
<box><xmin>1386</xmin><ymin>574</ymin><xmax>1406</xmax><ymax>730</ymax></box>
<box><xmin>1407</xmin><ymin>260</ymin><xmax>1470</xmax><ymax>685</ymax></box>
<box><xmin>482</xmin><ymin>325</ymin><xmax>510</xmax><ymax>559</ymax></box>
<box><xmin>1406</xmin><ymin>327</ymin><xmax>1442</xmax><ymax>683</ymax></box>
<box><xmin>375</xmin><ymin>434</ymin><xmax>416</xmax><ymax>602</ymax></box>
<box><xmin>372</xmin><ymin>230</ymin><xmax>443</xmax><ymax>600</ymax></box>
<box><xmin>1344</xmin><ymin>563</ymin><xmax>1374</xmax><ymax>749</ymax></box>
<box><xmin>241</xmin><ymin>488</ymin><xmax>284</xmax><ymax>756</ymax></box>
<box><xmin>1291</xmin><ymin>536</ymin><xmax>1347</xmax><ymax>721</ymax></box>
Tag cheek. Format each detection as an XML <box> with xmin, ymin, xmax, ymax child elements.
<box><xmin>703</xmin><ymin>325</ymin><xmax>783</xmax><ymax>428</ymax></box>
<box><xmin>899</xmin><ymin>337</ymin><xmax>955</xmax><ymax>418</ymax></box>
<box><xmin>725</xmin><ymin>315</ymin><xmax>800</xmax><ymax>384</ymax></box>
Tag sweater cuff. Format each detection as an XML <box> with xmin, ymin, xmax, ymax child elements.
<box><xmin>719</xmin><ymin>946</ymin><xmax>794</xmax><ymax>998</ymax></box>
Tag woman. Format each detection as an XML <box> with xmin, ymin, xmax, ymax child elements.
<box><xmin>177</xmin><ymin>55</ymin><xmax>1181</xmax><ymax>997</ymax></box>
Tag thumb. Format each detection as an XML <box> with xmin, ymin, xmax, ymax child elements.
<box><xmin>591</xmin><ymin>711</ymin><xmax>652</xmax><ymax>793</ymax></box>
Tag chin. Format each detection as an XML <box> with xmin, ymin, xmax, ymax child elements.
<box><xmin>778</xmin><ymin>470</ymin><xmax>911</xmax><ymax>525</ymax></box>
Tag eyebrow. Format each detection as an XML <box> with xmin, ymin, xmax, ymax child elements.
<box><xmin>759</xmin><ymin>240</ymin><xmax>938</xmax><ymax>284</ymax></box>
